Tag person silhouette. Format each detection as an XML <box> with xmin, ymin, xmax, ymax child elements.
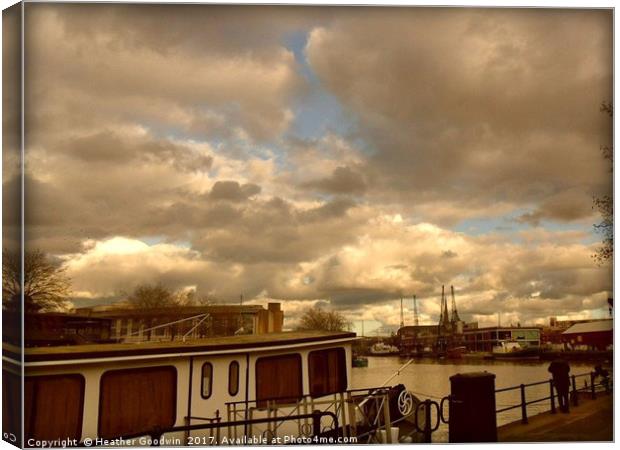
<box><xmin>548</xmin><ymin>359</ymin><xmax>571</xmax><ymax>413</ymax></box>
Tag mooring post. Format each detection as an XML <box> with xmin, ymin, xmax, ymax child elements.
<box><xmin>549</xmin><ymin>380</ymin><xmax>556</xmax><ymax>414</ymax></box>
<box><xmin>590</xmin><ymin>372</ymin><xmax>597</xmax><ymax>399</ymax></box>
<box><xmin>571</xmin><ymin>375</ymin><xmax>578</xmax><ymax>406</ymax></box>
<box><xmin>520</xmin><ymin>384</ymin><xmax>528</xmax><ymax>424</ymax></box>
<box><xmin>448</xmin><ymin>372</ymin><xmax>497</xmax><ymax>442</ymax></box>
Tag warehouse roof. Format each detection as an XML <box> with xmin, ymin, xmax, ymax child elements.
<box><xmin>562</xmin><ymin>320</ymin><xmax>613</xmax><ymax>335</ymax></box>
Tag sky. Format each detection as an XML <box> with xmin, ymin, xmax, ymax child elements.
<box><xmin>4</xmin><ymin>4</ymin><xmax>613</xmax><ymax>333</ymax></box>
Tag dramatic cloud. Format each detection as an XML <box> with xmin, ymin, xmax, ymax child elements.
<box><xmin>306</xmin><ymin>8</ymin><xmax>612</xmax><ymax>220</ymax></box>
<box><xmin>17</xmin><ymin>4</ymin><xmax>613</xmax><ymax>330</ymax></box>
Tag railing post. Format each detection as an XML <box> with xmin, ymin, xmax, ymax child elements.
<box><xmin>590</xmin><ymin>372</ymin><xmax>597</xmax><ymax>399</ymax></box>
<box><xmin>312</xmin><ymin>409</ymin><xmax>322</xmax><ymax>437</ymax></box>
<box><xmin>347</xmin><ymin>391</ymin><xmax>357</xmax><ymax>437</ymax></box>
<box><xmin>150</xmin><ymin>426</ymin><xmax>163</xmax><ymax>446</ymax></box>
<box><xmin>423</xmin><ymin>399</ymin><xmax>432</xmax><ymax>443</ymax></box>
<box><xmin>604</xmin><ymin>375</ymin><xmax>610</xmax><ymax>393</ymax></box>
<box><xmin>382</xmin><ymin>393</ymin><xmax>392</xmax><ymax>443</ymax></box>
<box><xmin>549</xmin><ymin>380</ymin><xmax>556</xmax><ymax>414</ymax></box>
<box><xmin>571</xmin><ymin>375</ymin><xmax>578</xmax><ymax>406</ymax></box>
<box><xmin>520</xmin><ymin>384</ymin><xmax>528</xmax><ymax>424</ymax></box>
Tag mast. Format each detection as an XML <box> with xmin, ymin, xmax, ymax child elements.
<box><xmin>400</xmin><ymin>296</ymin><xmax>404</xmax><ymax>329</ymax></box>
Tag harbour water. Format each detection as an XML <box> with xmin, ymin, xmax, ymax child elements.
<box><xmin>351</xmin><ymin>356</ymin><xmax>598</xmax><ymax>442</ymax></box>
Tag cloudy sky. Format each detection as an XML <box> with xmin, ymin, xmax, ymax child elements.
<box><xmin>9</xmin><ymin>4</ymin><xmax>613</xmax><ymax>332</ymax></box>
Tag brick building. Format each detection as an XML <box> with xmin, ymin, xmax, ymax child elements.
<box><xmin>561</xmin><ymin>319</ymin><xmax>613</xmax><ymax>351</ymax></box>
<box><xmin>75</xmin><ymin>302</ymin><xmax>284</xmax><ymax>342</ymax></box>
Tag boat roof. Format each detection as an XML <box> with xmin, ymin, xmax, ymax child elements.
<box><xmin>5</xmin><ymin>330</ymin><xmax>356</xmax><ymax>363</ymax></box>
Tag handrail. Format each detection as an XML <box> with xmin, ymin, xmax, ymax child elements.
<box><xmin>110</xmin><ymin>410</ymin><xmax>340</xmax><ymax>445</ymax></box>
<box><xmin>495</xmin><ymin>371</ymin><xmax>593</xmax><ymax>393</ymax></box>
<box><xmin>225</xmin><ymin>385</ymin><xmax>390</xmax><ymax>407</ymax></box>
<box><xmin>494</xmin><ymin>370</ymin><xmax>613</xmax><ymax>424</ymax></box>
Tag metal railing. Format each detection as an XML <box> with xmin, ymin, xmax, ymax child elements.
<box><xmin>108</xmin><ymin>409</ymin><xmax>340</xmax><ymax>446</ymax></box>
<box><xmin>224</xmin><ymin>386</ymin><xmax>404</xmax><ymax>443</ymax></box>
<box><xmin>495</xmin><ymin>371</ymin><xmax>613</xmax><ymax>425</ymax></box>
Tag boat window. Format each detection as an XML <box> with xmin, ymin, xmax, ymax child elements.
<box><xmin>256</xmin><ymin>354</ymin><xmax>302</xmax><ymax>407</ymax></box>
<box><xmin>228</xmin><ymin>361</ymin><xmax>240</xmax><ymax>396</ymax></box>
<box><xmin>24</xmin><ymin>374</ymin><xmax>84</xmax><ymax>441</ymax></box>
<box><xmin>201</xmin><ymin>363</ymin><xmax>213</xmax><ymax>399</ymax></box>
<box><xmin>308</xmin><ymin>348</ymin><xmax>347</xmax><ymax>397</ymax></box>
<box><xmin>99</xmin><ymin>366</ymin><xmax>176</xmax><ymax>439</ymax></box>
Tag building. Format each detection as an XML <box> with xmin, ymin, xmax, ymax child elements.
<box><xmin>2</xmin><ymin>311</ymin><xmax>113</xmax><ymax>347</ymax></box>
<box><xmin>397</xmin><ymin>322</ymin><xmax>478</xmax><ymax>354</ymax></box>
<box><xmin>542</xmin><ymin>317</ymin><xmax>611</xmax><ymax>346</ymax></box>
<box><xmin>462</xmin><ymin>326</ymin><xmax>541</xmax><ymax>352</ymax></box>
<box><xmin>75</xmin><ymin>302</ymin><xmax>284</xmax><ymax>342</ymax></box>
<box><xmin>561</xmin><ymin>319</ymin><xmax>613</xmax><ymax>351</ymax></box>
<box><xmin>398</xmin><ymin>325</ymin><xmax>441</xmax><ymax>354</ymax></box>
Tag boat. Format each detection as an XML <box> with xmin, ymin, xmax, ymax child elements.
<box><xmin>492</xmin><ymin>341</ymin><xmax>540</xmax><ymax>359</ymax></box>
<box><xmin>446</xmin><ymin>346</ymin><xmax>467</xmax><ymax>359</ymax></box>
<box><xmin>5</xmin><ymin>330</ymin><xmax>425</xmax><ymax>446</ymax></box>
<box><xmin>352</xmin><ymin>355</ymin><xmax>369</xmax><ymax>367</ymax></box>
<box><xmin>370</xmin><ymin>341</ymin><xmax>400</xmax><ymax>355</ymax></box>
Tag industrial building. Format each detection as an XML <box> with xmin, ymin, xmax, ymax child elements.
<box><xmin>75</xmin><ymin>302</ymin><xmax>284</xmax><ymax>342</ymax></box>
<box><xmin>462</xmin><ymin>326</ymin><xmax>542</xmax><ymax>352</ymax></box>
<box><xmin>2</xmin><ymin>311</ymin><xmax>114</xmax><ymax>347</ymax></box>
<box><xmin>561</xmin><ymin>319</ymin><xmax>613</xmax><ymax>350</ymax></box>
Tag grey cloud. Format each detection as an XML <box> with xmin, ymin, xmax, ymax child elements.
<box><xmin>516</xmin><ymin>189</ymin><xmax>596</xmax><ymax>225</ymax></box>
<box><xmin>55</xmin><ymin>129</ymin><xmax>213</xmax><ymax>172</ymax></box>
<box><xmin>208</xmin><ymin>181</ymin><xmax>261</xmax><ymax>202</ymax></box>
<box><xmin>302</xmin><ymin>166</ymin><xmax>367</xmax><ymax>194</ymax></box>
<box><xmin>299</xmin><ymin>198</ymin><xmax>356</xmax><ymax>222</ymax></box>
<box><xmin>307</xmin><ymin>8</ymin><xmax>612</xmax><ymax>219</ymax></box>
<box><xmin>191</xmin><ymin>197</ymin><xmax>367</xmax><ymax>265</ymax></box>
<box><xmin>14</xmin><ymin>5</ymin><xmax>613</xmax><ymax>327</ymax></box>
<box><xmin>25</xmin><ymin>4</ymin><xmax>306</xmax><ymax>143</ymax></box>
<box><xmin>441</xmin><ymin>250</ymin><xmax>458</xmax><ymax>258</ymax></box>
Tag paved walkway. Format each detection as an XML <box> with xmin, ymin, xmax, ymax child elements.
<box><xmin>498</xmin><ymin>392</ymin><xmax>613</xmax><ymax>442</ymax></box>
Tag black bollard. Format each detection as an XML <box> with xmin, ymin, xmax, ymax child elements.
<box><xmin>449</xmin><ymin>372</ymin><xmax>497</xmax><ymax>443</ymax></box>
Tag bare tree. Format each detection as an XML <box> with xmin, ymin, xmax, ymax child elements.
<box><xmin>2</xmin><ymin>248</ymin><xmax>71</xmax><ymax>312</ymax></box>
<box><xmin>593</xmin><ymin>101</ymin><xmax>613</xmax><ymax>265</ymax></box>
<box><xmin>127</xmin><ymin>282</ymin><xmax>177</xmax><ymax>309</ymax></box>
<box><xmin>297</xmin><ymin>306</ymin><xmax>351</xmax><ymax>332</ymax></box>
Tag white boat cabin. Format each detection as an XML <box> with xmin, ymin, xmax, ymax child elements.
<box><xmin>492</xmin><ymin>341</ymin><xmax>523</xmax><ymax>354</ymax></box>
<box><xmin>4</xmin><ymin>331</ymin><xmax>363</xmax><ymax>446</ymax></box>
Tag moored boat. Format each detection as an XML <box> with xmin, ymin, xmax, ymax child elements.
<box><xmin>370</xmin><ymin>341</ymin><xmax>400</xmax><ymax>355</ymax></box>
<box><xmin>5</xmin><ymin>330</ymin><xmax>424</xmax><ymax>446</ymax></box>
<box><xmin>492</xmin><ymin>341</ymin><xmax>540</xmax><ymax>359</ymax></box>
<box><xmin>446</xmin><ymin>346</ymin><xmax>467</xmax><ymax>359</ymax></box>
<box><xmin>352</xmin><ymin>355</ymin><xmax>369</xmax><ymax>367</ymax></box>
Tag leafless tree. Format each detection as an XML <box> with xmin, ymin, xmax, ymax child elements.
<box><xmin>2</xmin><ymin>248</ymin><xmax>71</xmax><ymax>312</ymax></box>
<box><xmin>297</xmin><ymin>306</ymin><xmax>351</xmax><ymax>332</ymax></box>
<box><xmin>127</xmin><ymin>282</ymin><xmax>177</xmax><ymax>309</ymax></box>
<box><xmin>593</xmin><ymin>101</ymin><xmax>613</xmax><ymax>265</ymax></box>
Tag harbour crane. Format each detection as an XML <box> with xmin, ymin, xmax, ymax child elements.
<box><xmin>450</xmin><ymin>285</ymin><xmax>461</xmax><ymax>323</ymax></box>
